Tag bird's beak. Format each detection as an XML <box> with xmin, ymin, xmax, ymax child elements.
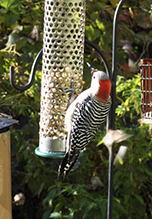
<box><xmin>87</xmin><ymin>62</ymin><xmax>94</xmax><ymax>74</ymax></box>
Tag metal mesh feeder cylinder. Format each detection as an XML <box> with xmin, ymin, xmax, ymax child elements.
<box><xmin>140</xmin><ymin>59</ymin><xmax>152</xmax><ymax>125</ymax></box>
<box><xmin>35</xmin><ymin>0</ymin><xmax>86</xmax><ymax>158</ymax></box>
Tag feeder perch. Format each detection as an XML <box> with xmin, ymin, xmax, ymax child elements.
<box><xmin>140</xmin><ymin>59</ymin><xmax>152</xmax><ymax>125</ymax></box>
<box><xmin>0</xmin><ymin>114</ymin><xmax>18</xmax><ymax>219</ymax></box>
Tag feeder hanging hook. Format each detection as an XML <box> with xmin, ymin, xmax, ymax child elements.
<box><xmin>10</xmin><ymin>49</ymin><xmax>43</xmax><ymax>91</ymax></box>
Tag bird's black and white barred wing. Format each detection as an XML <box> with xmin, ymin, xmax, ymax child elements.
<box><xmin>70</xmin><ymin>96</ymin><xmax>111</xmax><ymax>151</ymax></box>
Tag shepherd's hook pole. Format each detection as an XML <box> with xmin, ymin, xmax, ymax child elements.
<box><xmin>107</xmin><ymin>0</ymin><xmax>126</xmax><ymax>219</ymax></box>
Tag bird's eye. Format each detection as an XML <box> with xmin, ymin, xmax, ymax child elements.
<box><xmin>93</xmin><ymin>76</ymin><xmax>95</xmax><ymax>79</ymax></box>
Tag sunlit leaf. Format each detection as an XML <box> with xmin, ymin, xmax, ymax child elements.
<box><xmin>49</xmin><ymin>212</ymin><xmax>62</xmax><ymax>218</ymax></box>
<box><xmin>1</xmin><ymin>0</ymin><xmax>21</xmax><ymax>9</ymax></box>
<box><xmin>95</xmin><ymin>19</ymin><xmax>105</xmax><ymax>30</ymax></box>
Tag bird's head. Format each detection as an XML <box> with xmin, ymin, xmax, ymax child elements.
<box><xmin>87</xmin><ymin>63</ymin><xmax>111</xmax><ymax>103</ymax></box>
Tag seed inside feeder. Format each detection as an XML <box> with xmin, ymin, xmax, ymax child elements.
<box><xmin>52</xmin><ymin>76</ymin><xmax>57</xmax><ymax>81</ymax></box>
<box><xmin>49</xmin><ymin>114</ymin><xmax>52</xmax><ymax>119</ymax></box>
<box><xmin>56</xmin><ymin>72</ymin><xmax>60</xmax><ymax>77</ymax></box>
<box><xmin>51</xmin><ymin>108</ymin><xmax>55</xmax><ymax>114</ymax></box>
<box><xmin>52</xmin><ymin>88</ymin><xmax>56</xmax><ymax>92</ymax></box>
<box><xmin>54</xmin><ymin>114</ymin><xmax>58</xmax><ymax>119</ymax></box>
<box><xmin>56</xmin><ymin>131</ymin><xmax>60</xmax><ymax>135</ymax></box>
<box><xmin>62</xmin><ymin>72</ymin><xmax>67</xmax><ymax>77</ymax></box>
<box><xmin>55</xmin><ymin>93</ymin><xmax>59</xmax><ymax>98</ymax></box>
<box><xmin>59</xmin><ymin>77</ymin><xmax>63</xmax><ymax>82</ymax></box>
<box><xmin>50</xmin><ymin>130</ymin><xmax>54</xmax><ymax>135</ymax></box>
<box><xmin>51</xmin><ymin>119</ymin><xmax>55</xmax><ymax>124</ymax></box>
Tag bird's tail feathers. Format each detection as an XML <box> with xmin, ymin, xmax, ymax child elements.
<box><xmin>58</xmin><ymin>152</ymin><xmax>69</xmax><ymax>180</ymax></box>
<box><xmin>58</xmin><ymin>151</ymin><xmax>79</xmax><ymax>180</ymax></box>
<box><xmin>64</xmin><ymin>154</ymin><xmax>79</xmax><ymax>178</ymax></box>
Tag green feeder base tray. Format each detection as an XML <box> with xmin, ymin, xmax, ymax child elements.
<box><xmin>35</xmin><ymin>147</ymin><xmax>65</xmax><ymax>158</ymax></box>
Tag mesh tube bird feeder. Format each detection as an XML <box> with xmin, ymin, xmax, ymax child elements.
<box><xmin>140</xmin><ymin>59</ymin><xmax>152</xmax><ymax>125</ymax></box>
<box><xmin>35</xmin><ymin>0</ymin><xmax>86</xmax><ymax>158</ymax></box>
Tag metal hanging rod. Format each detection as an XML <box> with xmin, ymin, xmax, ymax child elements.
<box><xmin>10</xmin><ymin>49</ymin><xmax>43</xmax><ymax>91</ymax></box>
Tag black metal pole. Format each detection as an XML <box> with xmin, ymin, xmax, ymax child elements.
<box><xmin>107</xmin><ymin>1</ymin><xmax>126</xmax><ymax>219</ymax></box>
<box><xmin>110</xmin><ymin>0</ymin><xmax>126</xmax><ymax>130</ymax></box>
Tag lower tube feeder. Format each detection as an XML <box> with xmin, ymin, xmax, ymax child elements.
<box><xmin>35</xmin><ymin>0</ymin><xmax>86</xmax><ymax>158</ymax></box>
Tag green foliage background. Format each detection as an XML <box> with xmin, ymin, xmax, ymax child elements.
<box><xmin>0</xmin><ymin>0</ymin><xmax>152</xmax><ymax>218</ymax></box>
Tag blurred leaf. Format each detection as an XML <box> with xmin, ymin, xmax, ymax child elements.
<box><xmin>37</xmin><ymin>182</ymin><xmax>45</xmax><ymax>196</ymax></box>
<box><xmin>42</xmin><ymin>209</ymin><xmax>52</xmax><ymax>219</ymax></box>
<box><xmin>49</xmin><ymin>212</ymin><xmax>62</xmax><ymax>218</ymax></box>
<box><xmin>0</xmin><ymin>14</ymin><xmax>5</xmax><ymax>23</ymax></box>
<box><xmin>95</xmin><ymin>19</ymin><xmax>105</xmax><ymax>30</ymax></box>
<box><xmin>83</xmin><ymin>203</ymin><xmax>97</xmax><ymax>219</ymax></box>
<box><xmin>134</xmin><ymin>31</ymin><xmax>147</xmax><ymax>44</ymax></box>
<box><xmin>117</xmin><ymin>50</ymin><xmax>126</xmax><ymax>65</ymax></box>
<box><xmin>90</xmin><ymin>11</ymin><xmax>100</xmax><ymax>21</ymax></box>
<box><xmin>6</xmin><ymin>32</ymin><xmax>19</xmax><ymax>47</ymax></box>
<box><xmin>135</xmin><ymin>13</ymin><xmax>152</xmax><ymax>29</ymax></box>
<box><xmin>99</xmin><ymin>201</ymin><xmax>107</xmax><ymax>218</ymax></box>
<box><xmin>48</xmin><ymin>188</ymin><xmax>57</xmax><ymax>200</ymax></box>
<box><xmin>134</xmin><ymin>194</ymin><xmax>145</xmax><ymax>205</ymax></box>
<box><xmin>109</xmin><ymin>0</ymin><xmax>119</xmax><ymax>7</ymax></box>
<box><xmin>16</xmin><ymin>37</ymin><xmax>27</xmax><ymax>50</ymax></box>
<box><xmin>5</xmin><ymin>13</ymin><xmax>19</xmax><ymax>27</ymax></box>
<box><xmin>80</xmin><ymin>198</ymin><xmax>88</xmax><ymax>209</ymax></box>
<box><xmin>102</xmin><ymin>31</ymin><xmax>112</xmax><ymax>45</ymax></box>
<box><xmin>85</xmin><ymin>25</ymin><xmax>101</xmax><ymax>41</ymax></box>
<box><xmin>1</xmin><ymin>0</ymin><xmax>21</xmax><ymax>9</ymax></box>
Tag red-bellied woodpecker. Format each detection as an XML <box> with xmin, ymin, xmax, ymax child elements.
<box><xmin>58</xmin><ymin>64</ymin><xmax>112</xmax><ymax>179</ymax></box>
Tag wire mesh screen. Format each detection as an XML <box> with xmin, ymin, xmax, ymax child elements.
<box><xmin>140</xmin><ymin>59</ymin><xmax>152</xmax><ymax>122</ymax></box>
<box><xmin>39</xmin><ymin>0</ymin><xmax>86</xmax><ymax>154</ymax></box>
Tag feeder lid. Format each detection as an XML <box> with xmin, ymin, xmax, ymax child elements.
<box><xmin>0</xmin><ymin>113</ymin><xmax>18</xmax><ymax>132</ymax></box>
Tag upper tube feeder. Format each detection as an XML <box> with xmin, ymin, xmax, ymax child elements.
<box><xmin>36</xmin><ymin>0</ymin><xmax>86</xmax><ymax>158</ymax></box>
